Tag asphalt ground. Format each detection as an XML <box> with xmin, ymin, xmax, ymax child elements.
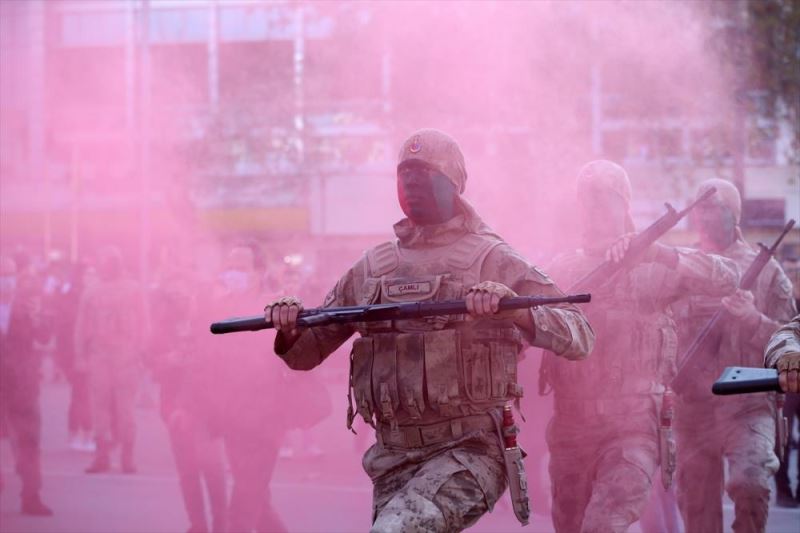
<box><xmin>1</xmin><ymin>377</ymin><xmax>798</xmax><ymax>533</ymax></box>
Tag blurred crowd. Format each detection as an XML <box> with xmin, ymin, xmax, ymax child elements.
<box><xmin>0</xmin><ymin>241</ymin><xmax>346</xmax><ymax>533</ymax></box>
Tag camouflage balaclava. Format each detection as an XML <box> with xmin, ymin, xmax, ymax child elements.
<box><xmin>693</xmin><ymin>178</ymin><xmax>743</xmax><ymax>250</ymax></box>
<box><xmin>398</xmin><ymin>128</ymin><xmax>467</xmax><ymax>193</ymax></box>
<box><xmin>396</xmin><ymin>129</ymin><xmax>466</xmax><ymax>226</ymax></box>
<box><xmin>576</xmin><ymin>160</ymin><xmax>635</xmax><ymax>249</ymax></box>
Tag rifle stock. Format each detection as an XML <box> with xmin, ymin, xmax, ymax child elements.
<box><xmin>711</xmin><ymin>366</ymin><xmax>780</xmax><ymax>395</ymax></box>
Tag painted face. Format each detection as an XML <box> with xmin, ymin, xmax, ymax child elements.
<box><xmin>578</xmin><ymin>188</ymin><xmax>628</xmax><ymax>247</ymax></box>
<box><xmin>691</xmin><ymin>203</ymin><xmax>737</xmax><ymax>251</ymax></box>
<box><xmin>397</xmin><ymin>161</ymin><xmax>458</xmax><ymax>225</ymax></box>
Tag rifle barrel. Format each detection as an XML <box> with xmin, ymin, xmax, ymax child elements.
<box><xmin>210</xmin><ymin>293</ymin><xmax>591</xmax><ymax>335</ymax></box>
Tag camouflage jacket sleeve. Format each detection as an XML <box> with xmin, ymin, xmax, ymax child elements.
<box><xmin>273</xmin><ymin>264</ymin><xmax>358</xmax><ymax>371</ymax></box>
<box><xmin>745</xmin><ymin>260</ymin><xmax>798</xmax><ymax>354</ymax></box>
<box><xmin>662</xmin><ymin>246</ymin><xmax>740</xmax><ymax>301</ymax></box>
<box><xmin>765</xmin><ymin>314</ymin><xmax>800</xmax><ymax>368</ymax></box>
<box><xmin>481</xmin><ymin>244</ymin><xmax>594</xmax><ymax>360</ymax></box>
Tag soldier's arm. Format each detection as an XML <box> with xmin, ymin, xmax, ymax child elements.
<box><xmin>745</xmin><ymin>266</ymin><xmax>797</xmax><ymax>352</ymax></box>
<box><xmin>764</xmin><ymin>314</ymin><xmax>800</xmax><ymax>369</ymax></box>
<box><xmin>273</xmin><ymin>266</ymin><xmax>358</xmax><ymax>371</ymax></box>
<box><xmin>481</xmin><ymin>246</ymin><xmax>594</xmax><ymax>360</ymax></box>
<box><xmin>603</xmin><ymin>235</ymin><xmax>739</xmax><ymax>302</ymax></box>
<box><xmin>671</xmin><ymin>247</ymin><xmax>739</xmax><ymax>296</ymax></box>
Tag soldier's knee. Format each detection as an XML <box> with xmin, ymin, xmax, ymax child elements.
<box><xmin>371</xmin><ymin>493</ymin><xmax>446</xmax><ymax>533</ymax></box>
<box><xmin>726</xmin><ymin>471</ymin><xmax>770</xmax><ymax>500</ymax></box>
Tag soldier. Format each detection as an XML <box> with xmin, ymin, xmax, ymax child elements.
<box><xmin>541</xmin><ymin>161</ymin><xmax>739</xmax><ymax>533</ymax></box>
<box><xmin>213</xmin><ymin>244</ymin><xmax>288</xmax><ymax>533</ymax></box>
<box><xmin>673</xmin><ymin>179</ymin><xmax>797</xmax><ymax>533</ymax></box>
<box><xmin>765</xmin><ymin>314</ymin><xmax>800</xmax><ymax>394</ymax></box>
<box><xmin>765</xmin><ymin>315</ymin><xmax>800</xmax><ymax>507</ymax></box>
<box><xmin>0</xmin><ymin>256</ymin><xmax>52</xmax><ymax>515</ymax></box>
<box><xmin>264</xmin><ymin>128</ymin><xmax>594</xmax><ymax>532</ymax></box>
<box><xmin>773</xmin><ymin>257</ymin><xmax>800</xmax><ymax>508</ymax></box>
<box><xmin>75</xmin><ymin>247</ymin><xmax>149</xmax><ymax>474</ymax></box>
<box><xmin>152</xmin><ymin>266</ymin><xmax>228</xmax><ymax>533</ymax></box>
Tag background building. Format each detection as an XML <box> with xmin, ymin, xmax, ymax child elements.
<box><xmin>1</xmin><ymin>0</ymin><xmax>798</xmax><ymax>278</ymax></box>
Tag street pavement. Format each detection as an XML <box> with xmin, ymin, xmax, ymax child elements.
<box><xmin>1</xmin><ymin>377</ymin><xmax>798</xmax><ymax>533</ymax></box>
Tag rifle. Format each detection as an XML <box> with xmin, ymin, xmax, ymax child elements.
<box><xmin>711</xmin><ymin>366</ymin><xmax>780</xmax><ymax>395</ymax></box>
<box><xmin>567</xmin><ymin>187</ymin><xmax>717</xmax><ymax>293</ymax></box>
<box><xmin>210</xmin><ymin>293</ymin><xmax>592</xmax><ymax>335</ymax></box>
<box><xmin>671</xmin><ymin>219</ymin><xmax>796</xmax><ymax>394</ymax></box>
<box><xmin>537</xmin><ymin>188</ymin><xmax>717</xmax><ymax>396</ymax></box>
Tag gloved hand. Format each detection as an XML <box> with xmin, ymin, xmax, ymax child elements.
<box><xmin>721</xmin><ymin>289</ymin><xmax>761</xmax><ymax>328</ymax></box>
<box><xmin>605</xmin><ymin>233</ymin><xmax>678</xmax><ymax>267</ymax></box>
<box><xmin>777</xmin><ymin>352</ymin><xmax>800</xmax><ymax>394</ymax></box>
<box><xmin>605</xmin><ymin>233</ymin><xmax>635</xmax><ymax>264</ymax></box>
<box><xmin>466</xmin><ymin>281</ymin><xmax>522</xmax><ymax>321</ymax></box>
<box><xmin>264</xmin><ymin>296</ymin><xmax>304</xmax><ymax>340</ymax></box>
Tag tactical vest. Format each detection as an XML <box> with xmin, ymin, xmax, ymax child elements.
<box><xmin>548</xmin><ymin>260</ymin><xmax>678</xmax><ymax>401</ymax></box>
<box><xmin>348</xmin><ymin>233</ymin><xmax>525</xmax><ymax>429</ymax></box>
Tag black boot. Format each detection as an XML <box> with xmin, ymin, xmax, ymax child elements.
<box><xmin>85</xmin><ymin>439</ymin><xmax>111</xmax><ymax>474</ymax></box>
<box><xmin>21</xmin><ymin>494</ymin><xmax>53</xmax><ymax>516</ymax></box>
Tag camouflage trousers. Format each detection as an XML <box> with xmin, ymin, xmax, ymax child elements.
<box><xmin>546</xmin><ymin>407</ymin><xmax>660</xmax><ymax>533</ymax></box>
<box><xmin>363</xmin><ymin>431</ymin><xmax>506</xmax><ymax>533</ymax></box>
<box><xmin>675</xmin><ymin>400</ymin><xmax>778</xmax><ymax>533</ymax></box>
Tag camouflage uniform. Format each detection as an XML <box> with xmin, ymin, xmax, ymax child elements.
<box><xmin>274</xmin><ymin>129</ymin><xmax>594</xmax><ymax>532</ymax></box>
<box><xmin>543</xmin><ymin>161</ymin><xmax>740</xmax><ymax>533</ymax></box>
<box><xmin>764</xmin><ymin>314</ymin><xmax>800</xmax><ymax>369</ymax></box>
<box><xmin>765</xmin><ymin>315</ymin><xmax>800</xmax><ymax>505</ymax></box>
<box><xmin>673</xmin><ymin>180</ymin><xmax>797</xmax><ymax>533</ymax></box>
<box><xmin>0</xmin><ymin>265</ymin><xmax>50</xmax><ymax>512</ymax></box>
<box><xmin>74</xmin><ymin>275</ymin><xmax>148</xmax><ymax>466</ymax></box>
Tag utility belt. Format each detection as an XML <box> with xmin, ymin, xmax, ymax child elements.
<box><xmin>376</xmin><ymin>413</ymin><xmax>496</xmax><ymax>449</ymax></box>
<box><xmin>554</xmin><ymin>395</ymin><xmax>655</xmax><ymax>418</ymax></box>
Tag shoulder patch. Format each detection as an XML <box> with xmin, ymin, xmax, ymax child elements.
<box><xmin>448</xmin><ymin>233</ymin><xmax>502</xmax><ymax>270</ymax></box>
<box><xmin>366</xmin><ymin>240</ymin><xmax>400</xmax><ymax>277</ymax></box>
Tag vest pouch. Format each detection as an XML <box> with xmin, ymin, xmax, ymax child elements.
<box><xmin>603</xmin><ymin>311</ymin><xmax>630</xmax><ymax>393</ymax></box>
<box><xmin>462</xmin><ymin>341</ymin><xmax>492</xmax><ymax>402</ymax></box>
<box><xmin>424</xmin><ymin>329</ymin><xmax>461</xmax><ymax>417</ymax></box>
<box><xmin>658</xmin><ymin>323</ymin><xmax>678</xmax><ymax>383</ymax></box>
<box><xmin>351</xmin><ymin>337</ymin><xmax>376</xmax><ymax>424</ymax></box>
<box><xmin>396</xmin><ymin>333</ymin><xmax>425</xmax><ymax>420</ymax></box>
<box><xmin>371</xmin><ymin>333</ymin><xmax>400</xmax><ymax>426</ymax></box>
<box><xmin>359</xmin><ymin>278</ymin><xmax>391</xmax><ymax>333</ymax></box>
<box><xmin>462</xmin><ymin>326</ymin><xmax>521</xmax><ymax>402</ymax></box>
<box><xmin>490</xmin><ymin>340</ymin><xmax>518</xmax><ymax>400</ymax></box>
